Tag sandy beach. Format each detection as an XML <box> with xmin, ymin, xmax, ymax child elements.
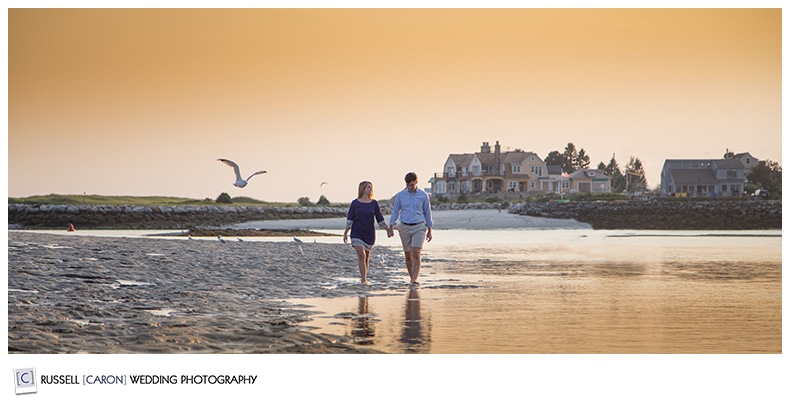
<box><xmin>7</xmin><ymin>210</ymin><xmax>587</xmax><ymax>354</ymax></box>
<box><xmin>230</xmin><ymin>208</ymin><xmax>591</xmax><ymax>231</ymax></box>
<box><xmin>7</xmin><ymin>231</ymin><xmax>410</xmax><ymax>353</ymax></box>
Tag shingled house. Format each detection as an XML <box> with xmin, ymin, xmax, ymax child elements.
<box><xmin>432</xmin><ymin>141</ymin><xmax>584</xmax><ymax>198</ymax></box>
<box><xmin>658</xmin><ymin>153</ymin><xmax>758</xmax><ymax>197</ymax></box>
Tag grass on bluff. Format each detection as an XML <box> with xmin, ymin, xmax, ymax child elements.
<box><xmin>7</xmin><ymin>194</ymin><xmax>294</xmax><ymax>207</ymax></box>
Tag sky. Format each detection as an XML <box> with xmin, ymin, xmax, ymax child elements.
<box><xmin>7</xmin><ymin>8</ymin><xmax>783</xmax><ymax>204</ymax></box>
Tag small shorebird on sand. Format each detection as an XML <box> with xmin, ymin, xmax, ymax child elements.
<box><xmin>292</xmin><ymin>237</ymin><xmax>304</xmax><ymax>254</ymax></box>
<box><xmin>217</xmin><ymin>235</ymin><xmax>227</xmax><ymax>243</ymax></box>
<box><xmin>217</xmin><ymin>158</ymin><xmax>267</xmax><ymax>188</ymax></box>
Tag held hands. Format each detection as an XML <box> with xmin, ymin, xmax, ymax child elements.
<box><xmin>386</xmin><ymin>226</ymin><xmax>394</xmax><ymax>238</ymax></box>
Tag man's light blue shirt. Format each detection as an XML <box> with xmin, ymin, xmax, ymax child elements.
<box><xmin>390</xmin><ymin>188</ymin><xmax>433</xmax><ymax>228</ymax></box>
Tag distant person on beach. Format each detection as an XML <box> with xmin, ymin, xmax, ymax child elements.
<box><xmin>388</xmin><ymin>172</ymin><xmax>433</xmax><ymax>285</ymax></box>
<box><xmin>343</xmin><ymin>181</ymin><xmax>389</xmax><ymax>284</ymax></box>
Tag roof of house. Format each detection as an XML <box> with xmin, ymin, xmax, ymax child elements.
<box><xmin>713</xmin><ymin>159</ymin><xmax>745</xmax><ymax>169</ymax></box>
<box><xmin>447</xmin><ymin>153</ymin><xmax>476</xmax><ymax>168</ymax></box>
<box><xmin>546</xmin><ymin>165</ymin><xmax>564</xmax><ymax>175</ymax></box>
<box><xmin>501</xmin><ymin>151</ymin><xmax>533</xmax><ymax>164</ymax></box>
<box><xmin>569</xmin><ymin>169</ymin><xmax>610</xmax><ymax>180</ymax></box>
<box><xmin>668</xmin><ymin>169</ymin><xmax>719</xmax><ymax>184</ymax></box>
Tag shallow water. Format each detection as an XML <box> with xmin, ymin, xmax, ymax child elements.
<box><xmin>291</xmin><ymin>229</ymin><xmax>782</xmax><ymax>353</ymax></box>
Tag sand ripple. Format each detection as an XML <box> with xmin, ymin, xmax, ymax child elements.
<box><xmin>8</xmin><ymin>232</ymin><xmax>404</xmax><ymax>353</ymax></box>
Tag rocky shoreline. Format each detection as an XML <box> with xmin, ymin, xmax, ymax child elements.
<box><xmin>7</xmin><ymin>204</ymin><xmax>348</xmax><ymax>230</ymax></box>
<box><xmin>7</xmin><ymin>199</ymin><xmax>782</xmax><ymax>230</ymax></box>
<box><xmin>508</xmin><ymin>199</ymin><xmax>781</xmax><ymax>230</ymax></box>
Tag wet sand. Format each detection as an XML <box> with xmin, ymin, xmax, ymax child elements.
<box><xmin>231</xmin><ymin>208</ymin><xmax>591</xmax><ymax>231</ymax></box>
<box><xmin>8</xmin><ymin>211</ymin><xmax>586</xmax><ymax>354</ymax></box>
<box><xmin>8</xmin><ymin>231</ymin><xmax>410</xmax><ymax>354</ymax></box>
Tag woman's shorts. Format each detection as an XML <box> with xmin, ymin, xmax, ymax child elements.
<box><xmin>398</xmin><ymin>222</ymin><xmax>427</xmax><ymax>251</ymax></box>
<box><xmin>350</xmin><ymin>238</ymin><xmax>374</xmax><ymax>251</ymax></box>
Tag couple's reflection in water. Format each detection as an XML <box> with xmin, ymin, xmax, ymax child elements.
<box><xmin>399</xmin><ymin>287</ymin><xmax>431</xmax><ymax>353</ymax></box>
<box><xmin>350</xmin><ymin>295</ymin><xmax>376</xmax><ymax>345</ymax></box>
<box><xmin>351</xmin><ymin>287</ymin><xmax>431</xmax><ymax>353</ymax></box>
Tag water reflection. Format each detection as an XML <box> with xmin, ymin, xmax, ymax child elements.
<box><xmin>350</xmin><ymin>296</ymin><xmax>376</xmax><ymax>345</ymax></box>
<box><xmin>399</xmin><ymin>287</ymin><xmax>431</xmax><ymax>353</ymax></box>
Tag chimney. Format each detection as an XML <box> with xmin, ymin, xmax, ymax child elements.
<box><xmin>494</xmin><ymin>141</ymin><xmax>501</xmax><ymax>155</ymax></box>
<box><xmin>481</xmin><ymin>142</ymin><xmax>491</xmax><ymax>153</ymax></box>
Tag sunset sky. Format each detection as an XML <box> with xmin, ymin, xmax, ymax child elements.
<box><xmin>7</xmin><ymin>8</ymin><xmax>782</xmax><ymax>204</ymax></box>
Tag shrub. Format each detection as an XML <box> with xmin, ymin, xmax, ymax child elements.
<box><xmin>215</xmin><ymin>193</ymin><xmax>233</xmax><ymax>204</ymax></box>
<box><xmin>297</xmin><ymin>197</ymin><xmax>313</xmax><ymax>206</ymax></box>
<box><xmin>316</xmin><ymin>195</ymin><xmax>330</xmax><ymax>205</ymax></box>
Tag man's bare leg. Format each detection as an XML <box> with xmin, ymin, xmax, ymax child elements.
<box><xmin>404</xmin><ymin>251</ymin><xmax>413</xmax><ymax>281</ymax></box>
<box><xmin>410</xmin><ymin>247</ymin><xmax>422</xmax><ymax>283</ymax></box>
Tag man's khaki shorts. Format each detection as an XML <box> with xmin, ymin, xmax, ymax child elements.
<box><xmin>398</xmin><ymin>222</ymin><xmax>427</xmax><ymax>251</ymax></box>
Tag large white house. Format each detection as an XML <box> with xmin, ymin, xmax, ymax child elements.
<box><xmin>431</xmin><ymin>141</ymin><xmax>606</xmax><ymax>197</ymax></box>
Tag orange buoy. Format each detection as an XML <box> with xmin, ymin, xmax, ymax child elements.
<box><xmin>67</xmin><ymin>223</ymin><xmax>76</xmax><ymax>232</ymax></box>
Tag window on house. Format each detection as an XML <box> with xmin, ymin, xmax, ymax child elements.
<box><xmin>513</xmin><ymin>164</ymin><xmax>521</xmax><ymax>173</ymax></box>
<box><xmin>472</xmin><ymin>165</ymin><xmax>480</xmax><ymax>176</ymax></box>
<box><xmin>530</xmin><ymin>181</ymin><xmax>535</xmax><ymax>188</ymax></box>
<box><xmin>508</xmin><ymin>181</ymin><xmax>517</xmax><ymax>190</ymax></box>
<box><xmin>531</xmin><ymin>166</ymin><xmax>542</xmax><ymax>176</ymax></box>
<box><xmin>722</xmin><ymin>184</ymin><xmax>728</xmax><ymax>192</ymax></box>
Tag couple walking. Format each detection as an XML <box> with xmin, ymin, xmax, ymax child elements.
<box><xmin>342</xmin><ymin>172</ymin><xmax>433</xmax><ymax>285</ymax></box>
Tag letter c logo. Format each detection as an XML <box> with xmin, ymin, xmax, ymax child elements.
<box><xmin>20</xmin><ymin>372</ymin><xmax>31</xmax><ymax>384</ymax></box>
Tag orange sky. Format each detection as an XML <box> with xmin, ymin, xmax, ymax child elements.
<box><xmin>7</xmin><ymin>8</ymin><xmax>782</xmax><ymax>203</ymax></box>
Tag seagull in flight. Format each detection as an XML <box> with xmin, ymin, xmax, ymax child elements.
<box><xmin>320</xmin><ymin>182</ymin><xmax>328</xmax><ymax>187</ymax></box>
<box><xmin>218</xmin><ymin>158</ymin><xmax>267</xmax><ymax>188</ymax></box>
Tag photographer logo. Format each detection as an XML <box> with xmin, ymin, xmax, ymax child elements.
<box><xmin>14</xmin><ymin>367</ymin><xmax>37</xmax><ymax>394</ymax></box>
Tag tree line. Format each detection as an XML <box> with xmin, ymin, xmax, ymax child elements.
<box><xmin>543</xmin><ymin>142</ymin><xmax>647</xmax><ymax>193</ymax></box>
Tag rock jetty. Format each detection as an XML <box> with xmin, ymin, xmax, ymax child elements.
<box><xmin>508</xmin><ymin>199</ymin><xmax>781</xmax><ymax>230</ymax></box>
<box><xmin>7</xmin><ymin>204</ymin><xmax>348</xmax><ymax>230</ymax></box>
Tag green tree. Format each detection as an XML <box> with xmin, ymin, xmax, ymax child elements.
<box><xmin>561</xmin><ymin>143</ymin><xmax>578</xmax><ymax>173</ymax></box>
<box><xmin>297</xmin><ymin>197</ymin><xmax>313</xmax><ymax>206</ymax></box>
<box><xmin>625</xmin><ymin>156</ymin><xmax>647</xmax><ymax>193</ymax></box>
<box><xmin>576</xmin><ymin>148</ymin><xmax>591</xmax><ymax>170</ymax></box>
<box><xmin>604</xmin><ymin>154</ymin><xmax>626</xmax><ymax>192</ymax></box>
<box><xmin>215</xmin><ymin>192</ymin><xmax>233</xmax><ymax>204</ymax></box>
<box><xmin>746</xmin><ymin>160</ymin><xmax>781</xmax><ymax>197</ymax></box>
<box><xmin>544</xmin><ymin>150</ymin><xmax>564</xmax><ymax>167</ymax></box>
<box><xmin>316</xmin><ymin>195</ymin><xmax>330</xmax><ymax>205</ymax></box>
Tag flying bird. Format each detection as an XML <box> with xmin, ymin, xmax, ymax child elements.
<box><xmin>320</xmin><ymin>182</ymin><xmax>328</xmax><ymax>187</ymax></box>
<box><xmin>217</xmin><ymin>158</ymin><xmax>267</xmax><ymax>188</ymax></box>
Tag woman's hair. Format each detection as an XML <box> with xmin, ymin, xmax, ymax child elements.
<box><xmin>358</xmin><ymin>181</ymin><xmax>374</xmax><ymax>199</ymax></box>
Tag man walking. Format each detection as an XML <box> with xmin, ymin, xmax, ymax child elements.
<box><xmin>388</xmin><ymin>172</ymin><xmax>433</xmax><ymax>285</ymax></box>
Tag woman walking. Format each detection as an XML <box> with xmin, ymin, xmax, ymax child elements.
<box><xmin>343</xmin><ymin>181</ymin><xmax>390</xmax><ymax>284</ymax></box>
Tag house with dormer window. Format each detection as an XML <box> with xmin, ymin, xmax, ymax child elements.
<box><xmin>659</xmin><ymin>156</ymin><xmax>753</xmax><ymax>197</ymax></box>
<box><xmin>433</xmin><ymin>141</ymin><xmax>575</xmax><ymax>197</ymax></box>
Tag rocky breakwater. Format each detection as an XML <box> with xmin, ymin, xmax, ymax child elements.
<box><xmin>8</xmin><ymin>204</ymin><xmax>348</xmax><ymax>230</ymax></box>
<box><xmin>508</xmin><ymin>199</ymin><xmax>781</xmax><ymax>230</ymax></box>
